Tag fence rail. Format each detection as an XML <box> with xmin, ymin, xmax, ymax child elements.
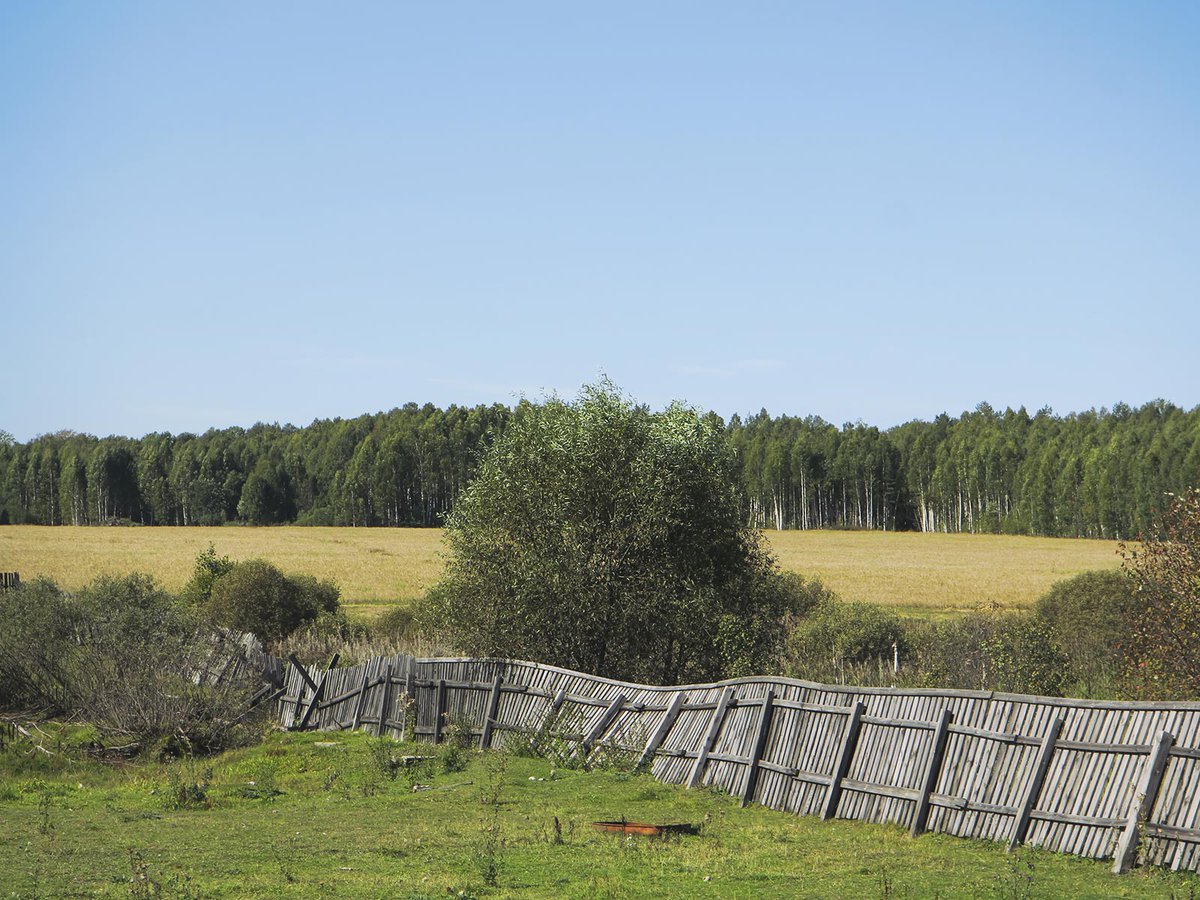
<box><xmin>0</xmin><ymin>572</ymin><xmax>19</xmax><ymax>591</ymax></box>
<box><xmin>277</xmin><ymin>656</ymin><xmax>1200</xmax><ymax>874</ymax></box>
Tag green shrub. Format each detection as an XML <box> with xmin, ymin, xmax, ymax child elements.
<box><xmin>0</xmin><ymin>574</ymin><xmax>265</xmax><ymax>751</ymax></box>
<box><xmin>1033</xmin><ymin>570</ymin><xmax>1136</xmax><ymax>697</ymax></box>
<box><xmin>205</xmin><ymin>559</ymin><xmax>340</xmax><ymax>645</ymax></box>
<box><xmin>179</xmin><ymin>544</ymin><xmax>235</xmax><ymax>606</ymax></box>
<box><xmin>0</xmin><ymin>577</ymin><xmax>78</xmax><ymax>711</ymax></box>
<box><xmin>373</xmin><ymin>606</ymin><xmax>415</xmax><ymax>641</ymax></box>
<box><xmin>902</xmin><ymin>609</ymin><xmax>1068</xmax><ymax>696</ymax></box>
<box><xmin>780</xmin><ymin>598</ymin><xmax>905</xmax><ymax>683</ymax></box>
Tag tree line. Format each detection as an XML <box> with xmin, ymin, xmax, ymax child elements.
<box><xmin>2</xmin><ymin>399</ymin><xmax>1198</xmax><ymax>538</ymax></box>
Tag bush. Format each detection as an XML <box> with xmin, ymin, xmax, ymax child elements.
<box><xmin>780</xmin><ymin>597</ymin><xmax>905</xmax><ymax>683</ymax></box>
<box><xmin>1033</xmin><ymin>570</ymin><xmax>1136</xmax><ymax>697</ymax></box>
<box><xmin>179</xmin><ymin>544</ymin><xmax>235</xmax><ymax>606</ymax></box>
<box><xmin>0</xmin><ymin>574</ymin><xmax>266</xmax><ymax>751</ymax></box>
<box><xmin>0</xmin><ymin>578</ymin><xmax>78</xmax><ymax>711</ymax></box>
<box><xmin>205</xmin><ymin>559</ymin><xmax>340</xmax><ymax>646</ymax></box>
<box><xmin>373</xmin><ymin>606</ymin><xmax>415</xmax><ymax>641</ymax></box>
<box><xmin>902</xmin><ymin>609</ymin><xmax>1068</xmax><ymax>696</ymax></box>
<box><xmin>1121</xmin><ymin>488</ymin><xmax>1200</xmax><ymax>698</ymax></box>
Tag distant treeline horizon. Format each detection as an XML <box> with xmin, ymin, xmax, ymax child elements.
<box><xmin>2</xmin><ymin>399</ymin><xmax>1197</xmax><ymax>540</ymax></box>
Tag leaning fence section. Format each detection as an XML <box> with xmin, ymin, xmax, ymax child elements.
<box><xmin>275</xmin><ymin>656</ymin><xmax>1200</xmax><ymax>874</ymax></box>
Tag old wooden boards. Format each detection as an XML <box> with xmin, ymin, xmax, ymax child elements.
<box><xmin>275</xmin><ymin>655</ymin><xmax>1200</xmax><ymax>875</ymax></box>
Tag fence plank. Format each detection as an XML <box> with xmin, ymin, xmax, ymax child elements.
<box><xmin>533</xmin><ymin>688</ymin><xmax>567</xmax><ymax>754</ymax></box>
<box><xmin>688</xmin><ymin>687</ymin><xmax>734</xmax><ymax>789</ymax></box>
<box><xmin>1113</xmin><ymin>730</ymin><xmax>1176</xmax><ymax>874</ymax></box>
<box><xmin>638</xmin><ymin>691</ymin><xmax>685</xmax><ymax>769</ymax></box>
<box><xmin>350</xmin><ymin>668</ymin><xmax>371</xmax><ymax>730</ymax></box>
<box><xmin>740</xmin><ymin>688</ymin><xmax>776</xmax><ymax>808</ymax></box>
<box><xmin>433</xmin><ymin>679</ymin><xmax>448</xmax><ymax>744</ymax></box>
<box><xmin>1008</xmin><ymin>716</ymin><xmax>1063</xmax><ymax>852</ymax></box>
<box><xmin>909</xmin><ymin>707</ymin><xmax>954</xmax><ymax>838</ymax></box>
<box><xmin>376</xmin><ymin>662</ymin><xmax>394</xmax><ymax>737</ymax></box>
<box><xmin>822</xmin><ymin>702</ymin><xmax>865</xmax><ymax>820</ymax></box>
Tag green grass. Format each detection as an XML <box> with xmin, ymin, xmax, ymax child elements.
<box><xmin>0</xmin><ymin>526</ymin><xmax>1124</xmax><ymax>620</ymax></box>
<box><xmin>0</xmin><ymin>727</ymin><xmax>1193</xmax><ymax>898</ymax></box>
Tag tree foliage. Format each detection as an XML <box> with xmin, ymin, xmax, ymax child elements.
<box><xmin>425</xmin><ymin>382</ymin><xmax>801</xmax><ymax>683</ymax></box>
<box><xmin>1122</xmin><ymin>488</ymin><xmax>1200</xmax><ymax>698</ymax></box>
<box><xmin>2</xmin><ymin>399</ymin><xmax>1197</xmax><ymax>538</ymax></box>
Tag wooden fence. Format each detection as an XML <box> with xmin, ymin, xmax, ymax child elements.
<box><xmin>0</xmin><ymin>572</ymin><xmax>19</xmax><ymax>591</ymax></box>
<box><xmin>277</xmin><ymin>655</ymin><xmax>1200</xmax><ymax>875</ymax></box>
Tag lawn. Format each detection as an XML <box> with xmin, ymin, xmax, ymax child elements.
<box><xmin>0</xmin><ymin>526</ymin><xmax>1123</xmax><ymax>619</ymax></box>
<box><xmin>0</xmin><ymin>727</ymin><xmax>1191</xmax><ymax>899</ymax></box>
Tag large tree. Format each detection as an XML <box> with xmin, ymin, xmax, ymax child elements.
<box><xmin>425</xmin><ymin>382</ymin><xmax>801</xmax><ymax>684</ymax></box>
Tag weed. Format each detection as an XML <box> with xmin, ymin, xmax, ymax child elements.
<box><xmin>475</xmin><ymin>752</ymin><xmax>508</xmax><ymax>887</ymax></box>
<box><xmin>877</xmin><ymin>863</ymin><xmax>895</xmax><ymax>898</ymax></box>
<box><xmin>241</xmin><ymin>760</ymin><xmax>280</xmax><ymax>800</ymax></box>
<box><xmin>33</xmin><ymin>781</ymin><xmax>53</xmax><ymax>836</ymax></box>
<box><xmin>273</xmin><ymin>833</ymin><xmax>300</xmax><ymax>884</ymax></box>
<box><xmin>992</xmin><ymin>853</ymin><xmax>1036</xmax><ymax>900</ymax></box>
<box><xmin>163</xmin><ymin>761</ymin><xmax>213</xmax><ymax>810</ymax></box>
<box><xmin>128</xmin><ymin>848</ymin><xmax>159</xmax><ymax>898</ymax></box>
<box><xmin>164</xmin><ymin>867</ymin><xmax>203</xmax><ymax>899</ymax></box>
<box><xmin>366</xmin><ymin>736</ymin><xmax>405</xmax><ymax>782</ymax></box>
<box><xmin>438</xmin><ymin>718</ymin><xmax>472</xmax><ymax>774</ymax></box>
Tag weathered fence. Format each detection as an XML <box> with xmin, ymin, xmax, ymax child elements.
<box><xmin>0</xmin><ymin>572</ymin><xmax>20</xmax><ymax>591</ymax></box>
<box><xmin>277</xmin><ymin>656</ymin><xmax>1200</xmax><ymax>874</ymax></box>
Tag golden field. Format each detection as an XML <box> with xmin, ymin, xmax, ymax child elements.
<box><xmin>0</xmin><ymin>526</ymin><xmax>1123</xmax><ymax>619</ymax></box>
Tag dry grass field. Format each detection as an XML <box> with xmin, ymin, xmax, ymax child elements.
<box><xmin>0</xmin><ymin>525</ymin><xmax>1123</xmax><ymax>619</ymax></box>
<box><xmin>765</xmin><ymin>529</ymin><xmax>1123</xmax><ymax>617</ymax></box>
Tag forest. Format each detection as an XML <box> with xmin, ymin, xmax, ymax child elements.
<box><xmin>2</xmin><ymin>399</ymin><xmax>1198</xmax><ymax>540</ymax></box>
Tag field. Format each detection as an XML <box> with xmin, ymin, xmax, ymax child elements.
<box><xmin>0</xmin><ymin>727</ymin><xmax>1193</xmax><ymax>899</ymax></box>
<box><xmin>0</xmin><ymin>526</ymin><xmax>1123</xmax><ymax>619</ymax></box>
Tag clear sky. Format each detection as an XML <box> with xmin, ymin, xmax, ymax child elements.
<box><xmin>2</xmin><ymin>1</ymin><xmax>1197</xmax><ymax>441</ymax></box>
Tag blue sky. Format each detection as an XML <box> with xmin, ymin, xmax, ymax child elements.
<box><xmin>2</xmin><ymin>1</ymin><xmax>1197</xmax><ymax>441</ymax></box>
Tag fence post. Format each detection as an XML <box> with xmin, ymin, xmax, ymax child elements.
<box><xmin>288</xmin><ymin>653</ymin><xmax>318</xmax><ymax>725</ymax></box>
<box><xmin>637</xmin><ymin>691</ymin><xmax>685</xmax><ymax>770</ymax></box>
<box><xmin>1007</xmin><ymin>716</ymin><xmax>1063</xmax><ymax>852</ymax></box>
<box><xmin>375</xmin><ymin>662</ymin><xmax>394</xmax><ymax>737</ymax></box>
<box><xmin>577</xmin><ymin>694</ymin><xmax>626</xmax><ymax>766</ymax></box>
<box><xmin>822</xmin><ymin>701</ymin><xmax>865</xmax><ymax>820</ymax></box>
<box><xmin>480</xmin><ymin>675</ymin><xmax>504</xmax><ymax>750</ymax></box>
<box><xmin>297</xmin><ymin>653</ymin><xmax>339</xmax><ymax>731</ymax></box>
<box><xmin>688</xmin><ymin>687</ymin><xmax>734</xmax><ymax>789</ymax></box>
<box><xmin>909</xmin><ymin>707</ymin><xmax>953</xmax><ymax>838</ymax></box>
<box><xmin>740</xmin><ymin>689</ymin><xmax>776</xmax><ymax>808</ymax></box>
<box><xmin>1112</xmin><ymin>730</ymin><xmax>1175</xmax><ymax>874</ymax></box>
<box><xmin>433</xmin><ymin>679</ymin><xmax>448</xmax><ymax>744</ymax></box>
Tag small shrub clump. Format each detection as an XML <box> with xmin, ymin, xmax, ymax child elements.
<box><xmin>204</xmin><ymin>559</ymin><xmax>340</xmax><ymax>646</ymax></box>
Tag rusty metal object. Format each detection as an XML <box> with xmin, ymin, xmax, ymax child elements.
<box><xmin>591</xmin><ymin>820</ymin><xmax>699</xmax><ymax>837</ymax></box>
